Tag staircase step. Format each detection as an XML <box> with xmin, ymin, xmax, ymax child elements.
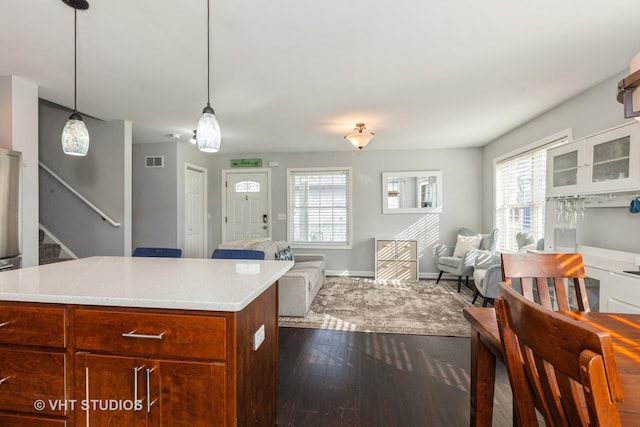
<box><xmin>39</xmin><ymin>242</ymin><xmax>61</xmax><ymax>261</ymax></box>
<box><xmin>39</xmin><ymin>257</ymin><xmax>73</xmax><ymax>265</ymax></box>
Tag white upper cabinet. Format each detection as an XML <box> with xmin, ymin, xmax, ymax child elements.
<box><xmin>547</xmin><ymin>121</ymin><xmax>640</xmax><ymax>197</ymax></box>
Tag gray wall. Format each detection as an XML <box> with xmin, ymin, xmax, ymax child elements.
<box><xmin>132</xmin><ymin>143</ymin><xmax>178</xmax><ymax>250</ymax></box>
<box><xmin>211</xmin><ymin>147</ymin><xmax>482</xmax><ymax>276</ymax></box>
<box><xmin>133</xmin><ymin>145</ymin><xmax>484</xmax><ymax>276</ymax></box>
<box><xmin>39</xmin><ymin>101</ymin><xmax>131</xmax><ymax>257</ymax></box>
<box><xmin>482</xmin><ymin>70</ymin><xmax>640</xmax><ymax>254</ymax></box>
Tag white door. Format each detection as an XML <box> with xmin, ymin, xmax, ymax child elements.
<box><xmin>184</xmin><ymin>165</ymin><xmax>207</xmax><ymax>258</ymax></box>
<box><xmin>223</xmin><ymin>170</ymin><xmax>270</xmax><ymax>243</ymax></box>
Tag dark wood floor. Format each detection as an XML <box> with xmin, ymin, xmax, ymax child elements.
<box><xmin>278</xmin><ymin>327</ymin><xmax>514</xmax><ymax>427</ymax></box>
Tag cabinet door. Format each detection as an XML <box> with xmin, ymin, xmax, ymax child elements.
<box><xmin>546</xmin><ymin>140</ymin><xmax>584</xmax><ymax>197</ymax></box>
<box><xmin>75</xmin><ymin>353</ymin><xmax>146</xmax><ymax>427</ymax></box>
<box><xmin>147</xmin><ymin>359</ymin><xmax>226</xmax><ymax>427</ymax></box>
<box><xmin>584</xmin><ymin>122</ymin><xmax>640</xmax><ymax>193</ymax></box>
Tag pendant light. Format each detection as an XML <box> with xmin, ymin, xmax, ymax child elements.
<box><xmin>196</xmin><ymin>0</ymin><xmax>222</xmax><ymax>153</ymax></box>
<box><xmin>61</xmin><ymin>0</ymin><xmax>90</xmax><ymax>156</ymax></box>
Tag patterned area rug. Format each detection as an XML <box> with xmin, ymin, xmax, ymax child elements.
<box><xmin>279</xmin><ymin>277</ymin><xmax>475</xmax><ymax>337</ymax></box>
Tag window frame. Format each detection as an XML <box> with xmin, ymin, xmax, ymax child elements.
<box><xmin>286</xmin><ymin>167</ymin><xmax>353</xmax><ymax>249</ymax></box>
<box><xmin>493</xmin><ymin>129</ymin><xmax>571</xmax><ymax>253</ymax></box>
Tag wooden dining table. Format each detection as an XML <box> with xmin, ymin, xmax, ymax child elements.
<box><xmin>463</xmin><ymin>307</ymin><xmax>640</xmax><ymax>426</ymax></box>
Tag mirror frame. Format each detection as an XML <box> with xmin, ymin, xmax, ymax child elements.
<box><xmin>382</xmin><ymin>171</ymin><xmax>443</xmax><ymax>214</ymax></box>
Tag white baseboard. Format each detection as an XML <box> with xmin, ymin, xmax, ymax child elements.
<box><xmin>326</xmin><ymin>270</ymin><xmax>459</xmax><ymax>280</ymax></box>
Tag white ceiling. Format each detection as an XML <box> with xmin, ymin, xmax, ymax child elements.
<box><xmin>1</xmin><ymin>0</ymin><xmax>640</xmax><ymax>153</ymax></box>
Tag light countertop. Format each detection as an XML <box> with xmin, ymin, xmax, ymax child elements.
<box><xmin>0</xmin><ymin>256</ymin><xmax>293</xmax><ymax>312</ymax></box>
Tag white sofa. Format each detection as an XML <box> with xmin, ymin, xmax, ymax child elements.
<box><xmin>217</xmin><ymin>239</ymin><xmax>325</xmax><ymax>317</ymax></box>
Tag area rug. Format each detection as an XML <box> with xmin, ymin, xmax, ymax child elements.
<box><xmin>278</xmin><ymin>277</ymin><xmax>475</xmax><ymax>337</ymax></box>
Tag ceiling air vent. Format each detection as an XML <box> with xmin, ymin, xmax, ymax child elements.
<box><xmin>145</xmin><ymin>156</ymin><xmax>164</xmax><ymax>168</ymax></box>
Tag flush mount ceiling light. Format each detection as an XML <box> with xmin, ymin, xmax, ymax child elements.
<box><xmin>344</xmin><ymin>123</ymin><xmax>375</xmax><ymax>150</ymax></box>
<box><xmin>617</xmin><ymin>52</ymin><xmax>640</xmax><ymax>120</ymax></box>
<box><xmin>61</xmin><ymin>0</ymin><xmax>90</xmax><ymax>156</ymax></box>
<box><xmin>196</xmin><ymin>0</ymin><xmax>222</xmax><ymax>153</ymax></box>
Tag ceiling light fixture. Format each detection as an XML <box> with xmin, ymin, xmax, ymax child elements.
<box><xmin>61</xmin><ymin>0</ymin><xmax>90</xmax><ymax>156</ymax></box>
<box><xmin>196</xmin><ymin>0</ymin><xmax>222</xmax><ymax>153</ymax></box>
<box><xmin>344</xmin><ymin>123</ymin><xmax>375</xmax><ymax>150</ymax></box>
<box><xmin>617</xmin><ymin>52</ymin><xmax>640</xmax><ymax>120</ymax></box>
<box><xmin>190</xmin><ymin>130</ymin><xmax>196</xmax><ymax>144</ymax></box>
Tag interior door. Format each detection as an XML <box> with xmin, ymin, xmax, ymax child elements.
<box><xmin>184</xmin><ymin>166</ymin><xmax>207</xmax><ymax>258</ymax></box>
<box><xmin>224</xmin><ymin>170</ymin><xmax>270</xmax><ymax>243</ymax></box>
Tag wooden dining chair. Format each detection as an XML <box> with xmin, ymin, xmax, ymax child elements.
<box><xmin>501</xmin><ymin>252</ymin><xmax>590</xmax><ymax>312</ymax></box>
<box><xmin>495</xmin><ymin>283</ymin><xmax>623</xmax><ymax>426</ymax></box>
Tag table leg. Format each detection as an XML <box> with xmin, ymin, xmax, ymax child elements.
<box><xmin>470</xmin><ymin>327</ymin><xmax>497</xmax><ymax>427</ymax></box>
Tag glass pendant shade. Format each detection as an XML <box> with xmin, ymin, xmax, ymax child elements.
<box><xmin>61</xmin><ymin>112</ymin><xmax>90</xmax><ymax>156</ymax></box>
<box><xmin>196</xmin><ymin>105</ymin><xmax>221</xmax><ymax>152</ymax></box>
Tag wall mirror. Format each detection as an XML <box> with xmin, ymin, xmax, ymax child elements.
<box><xmin>382</xmin><ymin>171</ymin><xmax>442</xmax><ymax>214</ymax></box>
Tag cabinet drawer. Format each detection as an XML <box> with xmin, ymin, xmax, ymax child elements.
<box><xmin>0</xmin><ymin>348</ymin><xmax>66</xmax><ymax>416</ymax></box>
<box><xmin>0</xmin><ymin>305</ymin><xmax>66</xmax><ymax>348</ymax></box>
<box><xmin>396</xmin><ymin>241</ymin><xmax>417</xmax><ymax>260</ymax></box>
<box><xmin>376</xmin><ymin>262</ymin><xmax>395</xmax><ymax>281</ymax></box>
<box><xmin>75</xmin><ymin>309</ymin><xmax>228</xmax><ymax>360</ymax></box>
<box><xmin>376</xmin><ymin>240</ymin><xmax>395</xmax><ymax>260</ymax></box>
<box><xmin>396</xmin><ymin>262</ymin><xmax>418</xmax><ymax>281</ymax></box>
<box><xmin>0</xmin><ymin>414</ymin><xmax>68</xmax><ymax>426</ymax></box>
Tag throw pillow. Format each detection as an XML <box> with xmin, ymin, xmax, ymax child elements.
<box><xmin>453</xmin><ymin>234</ymin><xmax>482</xmax><ymax>258</ymax></box>
<box><xmin>275</xmin><ymin>245</ymin><xmax>295</xmax><ymax>262</ymax></box>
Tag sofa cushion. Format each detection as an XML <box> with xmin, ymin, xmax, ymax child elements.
<box><xmin>439</xmin><ymin>256</ymin><xmax>462</xmax><ymax>269</ymax></box>
<box><xmin>292</xmin><ymin>260</ymin><xmax>324</xmax><ymax>271</ymax></box>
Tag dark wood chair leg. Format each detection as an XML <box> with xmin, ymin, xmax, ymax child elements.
<box><xmin>457</xmin><ymin>276</ymin><xmax>462</xmax><ymax>292</ymax></box>
<box><xmin>436</xmin><ymin>270</ymin><xmax>443</xmax><ymax>284</ymax></box>
<box><xmin>472</xmin><ymin>288</ymin><xmax>479</xmax><ymax>304</ymax></box>
<box><xmin>465</xmin><ymin>276</ymin><xmax>469</xmax><ymax>289</ymax></box>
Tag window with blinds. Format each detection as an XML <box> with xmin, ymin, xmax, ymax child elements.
<box><xmin>495</xmin><ymin>137</ymin><xmax>566</xmax><ymax>252</ymax></box>
<box><xmin>287</xmin><ymin>168</ymin><xmax>352</xmax><ymax>248</ymax></box>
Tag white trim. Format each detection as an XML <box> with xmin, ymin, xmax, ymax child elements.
<box><xmin>493</xmin><ymin>128</ymin><xmax>573</xmax><ymax>165</ymax></box>
<box><xmin>39</xmin><ymin>224</ymin><xmax>78</xmax><ymax>259</ymax></box>
<box><xmin>221</xmin><ymin>168</ymin><xmax>272</xmax><ymax>244</ymax></box>
<box><xmin>184</xmin><ymin>163</ymin><xmax>208</xmax><ymax>258</ymax></box>
<box><xmin>286</xmin><ymin>167</ymin><xmax>353</xmax><ymax>250</ymax></box>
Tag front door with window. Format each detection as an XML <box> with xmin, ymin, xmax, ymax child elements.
<box><xmin>223</xmin><ymin>170</ymin><xmax>270</xmax><ymax>243</ymax></box>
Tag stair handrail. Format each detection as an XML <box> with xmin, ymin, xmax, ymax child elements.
<box><xmin>39</xmin><ymin>161</ymin><xmax>121</xmax><ymax>227</ymax></box>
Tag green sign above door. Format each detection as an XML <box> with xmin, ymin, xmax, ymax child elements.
<box><xmin>231</xmin><ymin>158</ymin><xmax>262</xmax><ymax>168</ymax></box>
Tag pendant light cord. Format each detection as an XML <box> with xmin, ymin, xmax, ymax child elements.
<box><xmin>74</xmin><ymin>6</ymin><xmax>78</xmax><ymax>113</ymax></box>
<box><xmin>206</xmin><ymin>0</ymin><xmax>210</xmax><ymax>107</ymax></box>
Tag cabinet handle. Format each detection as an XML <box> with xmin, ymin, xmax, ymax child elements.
<box><xmin>0</xmin><ymin>264</ymin><xmax>14</xmax><ymax>271</ymax></box>
<box><xmin>0</xmin><ymin>376</ymin><xmax>11</xmax><ymax>385</ymax></box>
<box><xmin>133</xmin><ymin>366</ymin><xmax>144</xmax><ymax>403</ymax></box>
<box><xmin>146</xmin><ymin>367</ymin><xmax>157</xmax><ymax>413</ymax></box>
<box><xmin>121</xmin><ymin>330</ymin><xmax>165</xmax><ymax>340</ymax></box>
<box><xmin>0</xmin><ymin>321</ymin><xmax>11</xmax><ymax>328</ymax></box>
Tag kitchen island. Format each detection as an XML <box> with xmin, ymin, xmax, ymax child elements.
<box><xmin>0</xmin><ymin>256</ymin><xmax>293</xmax><ymax>427</ymax></box>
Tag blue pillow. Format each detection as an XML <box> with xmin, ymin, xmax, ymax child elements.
<box><xmin>275</xmin><ymin>246</ymin><xmax>295</xmax><ymax>261</ymax></box>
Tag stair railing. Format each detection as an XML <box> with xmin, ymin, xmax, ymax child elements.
<box><xmin>39</xmin><ymin>161</ymin><xmax>121</xmax><ymax>227</ymax></box>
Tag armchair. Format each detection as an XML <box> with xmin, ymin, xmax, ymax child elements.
<box><xmin>434</xmin><ymin>227</ymin><xmax>498</xmax><ymax>292</ymax></box>
<box><xmin>471</xmin><ymin>231</ymin><xmax>544</xmax><ymax>306</ymax></box>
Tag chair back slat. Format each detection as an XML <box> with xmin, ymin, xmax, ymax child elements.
<box><xmin>501</xmin><ymin>252</ymin><xmax>590</xmax><ymax>312</ymax></box>
<box><xmin>495</xmin><ymin>283</ymin><xmax>623</xmax><ymax>427</ymax></box>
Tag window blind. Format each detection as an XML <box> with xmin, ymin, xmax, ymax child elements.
<box><xmin>495</xmin><ymin>138</ymin><xmax>565</xmax><ymax>252</ymax></box>
<box><xmin>287</xmin><ymin>168</ymin><xmax>351</xmax><ymax>246</ymax></box>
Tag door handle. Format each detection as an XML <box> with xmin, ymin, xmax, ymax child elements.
<box><xmin>263</xmin><ymin>214</ymin><xmax>268</xmax><ymax>223</ymax></box>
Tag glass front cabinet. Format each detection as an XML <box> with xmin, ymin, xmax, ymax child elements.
<box><xmin>547</xmin><ymin>121</ymin><xmax>640</xmax><ymax>197</ymax></box>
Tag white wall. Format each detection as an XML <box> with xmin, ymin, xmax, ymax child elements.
<box><xmin>0</xmin><ymin>76</ymin><xmax>39</xmax><ymax>267</ymax></box>
<box><xmin>482</xmin><ymin>70</ymin><xmax>640</xmax><ymax>253</ymax></box>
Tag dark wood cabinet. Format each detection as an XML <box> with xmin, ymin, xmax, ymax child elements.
<box><xmin>0</xmin><ymin>283</ymin><xmax>279</xmax><ymax>426</ymax></box>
